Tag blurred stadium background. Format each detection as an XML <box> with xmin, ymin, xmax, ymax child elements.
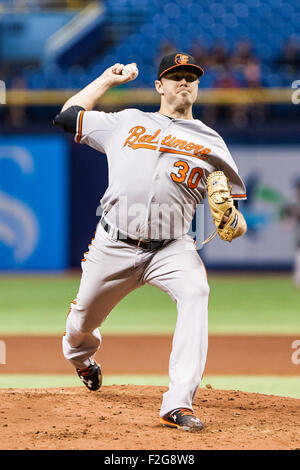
<box><xmin>0</xmin><ymin>0</ymin><xmax>299</xmax><ymax>396</ymax></box>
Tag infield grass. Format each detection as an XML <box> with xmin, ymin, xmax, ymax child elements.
<box><xmin>0</xmin><ymin>374</ymin><xmax>299</xmax><ymax>399</ymax></box>
<box><xmin>0</xmin><ymin>274</ymin><xmax>299</xmax><ymax>335</ymax></box>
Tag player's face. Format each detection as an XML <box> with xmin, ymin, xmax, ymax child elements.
<box><xmin>156</xmin><ymin>69</ymin><xmax>199</xmax><ymax>108</ymax></box>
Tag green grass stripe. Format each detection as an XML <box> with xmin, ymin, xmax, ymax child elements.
<box><xmin>201</xmin><ymin>375</ymin><xmax>300</xmax><ymax>399</ymax></box>
<box><xmin>0</xmin><ymin>374</ymin><xmax>299</xmax><ymax>399</ymax></box>
<box><xmin>0</xmin><ymin>275</ymin><xmax>300</xmax><ymax>335</ymax></box>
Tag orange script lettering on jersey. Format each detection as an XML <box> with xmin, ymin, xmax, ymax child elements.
<box><xmin>123</xmin><ymin>126</ymin><xmax>211</xmax><ymax>159</ymax></box>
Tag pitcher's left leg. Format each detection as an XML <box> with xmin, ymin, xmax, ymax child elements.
<box><xmin>143</xmin><ymin>236</ymin><xmax>209</xmax><ymax>419</ymax></box>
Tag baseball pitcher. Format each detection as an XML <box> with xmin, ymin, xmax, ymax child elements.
<box><xmin>54</xmin><ymin>53</ymin><xmax>247</xmax><ymax>431</ymax></box>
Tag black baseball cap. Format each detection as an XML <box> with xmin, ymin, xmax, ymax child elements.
<box><xmin>157</xmin><ymin>52</ymin><xmax>204</xmax><ymax>80</ymax></box>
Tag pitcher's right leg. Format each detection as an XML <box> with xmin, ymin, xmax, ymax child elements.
<box><xmin>62</xmin><ymin>224</ymin><xmax>142</xmax><ymax>371</ymax></box>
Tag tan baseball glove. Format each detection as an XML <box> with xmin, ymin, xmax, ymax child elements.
<box><xmin>206</xmin><ymin>171</ymin><xmax>243</xmax><ymax>243</ymax></box>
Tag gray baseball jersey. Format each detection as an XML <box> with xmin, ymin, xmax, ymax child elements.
<box><xmin>75</xmin><ymin>109</ymin><xmax>246</xmax><ymax>240</ymax></box>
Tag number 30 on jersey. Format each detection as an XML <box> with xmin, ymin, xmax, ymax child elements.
<box><xmin>170</xmin><ymin>160</ymin><xmax>203</xmax><ymax>189</ymax></box>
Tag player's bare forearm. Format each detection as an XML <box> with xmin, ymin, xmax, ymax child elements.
<box><xmin>61</xmin><ymin>63</ymin><xmax>138</xmax><ymax>112</ymax></box>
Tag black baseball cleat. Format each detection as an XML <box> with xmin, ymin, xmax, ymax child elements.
<box><xmin>160</xmin><ymin>408</ymin><xmax>204</xmax><ymax>432</ymax></box>
<box><xmin>76</xmin><ymin>361</ymin><xmax>102</xmax><ymax>391</ymax></box>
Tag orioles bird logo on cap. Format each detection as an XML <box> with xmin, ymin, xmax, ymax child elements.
<box><xmin>175</xmin><ymin>54</ymin><xmax>189</xmax><ymax>65</ymax></box>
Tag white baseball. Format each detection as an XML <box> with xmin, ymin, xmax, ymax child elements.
<box><xmin>121</xmin><ymin>63</ymin><xmax>139</xmax><ymax>78</ymax></box>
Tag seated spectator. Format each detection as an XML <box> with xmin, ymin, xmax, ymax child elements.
<box><xmin>212</xmin><ymin>65</ymin><xmax>241</xmax><ymax>88</ymax></box>
<box><xmin>274</xmin><ymin>38</ymin><xmax>300</xmax><ymax>75</ymax></box>
<box><xmin>154</xmin><ymin>39</ymin><xmax>177</xmax><ymax>68</ymax></box>
<box><xmin>243</xmin><ymin>59</ymin><xmax>262</xmax><ymax>88</ymax></box>
<box><xmin>230</xmin><ymin>39</ymin><xmax>257</xmax><ymax>70</ymax></box>
<box><xmin>201</xmin><ymin>66</ymin><xmax>242</xmax><ymax>127</ymax></box>
<box><xmin>159</xmin><ymin>40</ymin><xmax>176</xmax><ymax>55</ymax></box>
<box><xmin>207</xmin><ymin>41</ymin><xmax>230</xmax><ymax>70</ymax></box>
<box><xmin>190</xmin><ymin>41</ymin><xmax>208</xmax><ymax>69</ymax></box>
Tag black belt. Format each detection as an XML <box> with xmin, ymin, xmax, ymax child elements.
<box><xmin>100</xmin><ymin>218</ymin><xmax>168</xmax><ymax>251</ymax></box>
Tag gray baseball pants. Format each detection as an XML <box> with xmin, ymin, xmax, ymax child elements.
<box><xmin>63</xmin><ymin>221</ymin><xmax>209</xmax><ymax>418</ymax></box>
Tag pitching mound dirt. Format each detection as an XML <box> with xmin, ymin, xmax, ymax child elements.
<box><xmin>0</xmin><ymin>386</ymin><xmax>299</xmax><ymax>450</ymax></box>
